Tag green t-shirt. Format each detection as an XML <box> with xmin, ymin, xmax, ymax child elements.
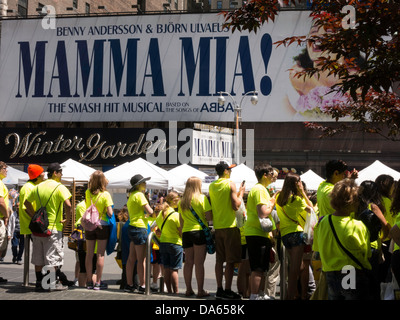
<box><xmin>85</xmin><ymin>190</ymin><xmax>113</xmax><ymax>224</ymax></box>
<box><xmin>209</xmin><ymin>178</ymin><xmax>236</xmax><ymax>229</ymax></box>
<box><xmin>244</xmin><ymin>183</ymin><xmax>275</xmax><ymax>238</ymax></box>
<box><xmin>0</xmin><ymin>179</ymin><xmax>9</xmax><ymax>219</ymax></box>
<box><xmin>19</xmin><ymin>181</ymin><xmax>36</xmax><ymax>235</ymax></box>
<box><xmin>156</xmin><ymin>207</ymin><xmax>182</xmax><ymax>246</ymax></box>
<box><xmin>178</xmin><ymin>194</ymin><xmax>211</xmax><ymax>233</ymax></box>
<box><xmin>75</xmin><ymin>200</ymin><xmax>86</xmax><ymax>227</ymax></box>
<box><xmin>127</xmin><ymin>190</ymin><xmax>149</xmax><ymax>228</ymax></box>
<box><xmin>313</xmin><ymin>214</ymin><xmax>372</xmax><ymax>271</ymax></box>
<box><xmin>26</xmin><ymin>179</ymin><xmax>72</xmax><ymax>232</ymax></box>
<box><xmin>382</xmin><ymin>196</ymin><xmax>394</xmax><ymax>241</ymax></box>
<box><xmin>276</xmin><ymin>194</ymin><xmax>307</xmax><ymax>237</ymax></box>
<box><xmin>317</xmin><ymin>180</ymin><xmax>335</xmax><ymax>217</ymax></box>
<box><xmin>393</xmin><ymin>213</ymin><xmax>400</xmax><ymax>252</ymax></box>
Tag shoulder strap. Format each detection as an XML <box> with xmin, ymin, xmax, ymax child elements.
<box><xmin>328</xmin><ymin>215</ymin><xmax>366</xmax><ymax>271</ymax></box>
<box><xmin>281</xmin><ymin>206</ymin><xmax>301</xmax><ymax>225</ymax></box>
<box><xmin>161</xmin><ymin>211</ymin><xmax>175</xmax><ymax>230</ymax></box>
<box><xmin>189</xmin><ymin>206</ymin><xmax>207</xmax><ymax>229</ymax></box>
<box><xmin>37</xmin><ymin>183</ymin><xmax>61</xmax><ymax>208</ymax></box>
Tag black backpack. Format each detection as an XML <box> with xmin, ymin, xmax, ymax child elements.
<box><xmin>29</xmin><ymin>184</ymin><xmax>60</xmax><ymax>237</ymax></box>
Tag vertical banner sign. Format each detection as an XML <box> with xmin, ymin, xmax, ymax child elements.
<box><xmin>0</xmin><ymin>11</ymin><xmax>346</xmax><ymax>122</ymax></box>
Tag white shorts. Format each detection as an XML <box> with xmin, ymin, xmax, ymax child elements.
<box><xmin>0</xmin><ymin>220</ymin><xmax>7</xmax><ymax>252</ymax></box>
<box><xmin>31</xmin><ymin>231</ymin><xmax>64</xmax><ymax>267</ymax></box>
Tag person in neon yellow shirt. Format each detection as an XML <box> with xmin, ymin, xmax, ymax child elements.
<box><xmin>389</xmin><ymin>182</ymin><xmax>400</xmax><ymax>287</ymax></box>
<box><xmin>317</xmin><ymin>160</ymin><xmax>349</xmax><ymax>217</ymax></box>
<box><xmin>154</xmin><ymin>191</ymin><xmax>182</xmax><ymax>294</ymax></box>
<box><xmin>84</xmin><ymin>170</ymin><xmax>114</xmax><ymax>290</ymax></box>
<box><xmin>179</xmin><ymin>177</ymin><xmax>212</xmax><ymax>298</ymax></box>
<box><xmin>19</xmin><ymin>165</ymin><xmax>45</xmax><ymax>236</ymax></box>
<box><xmin>209</xmin><ymin>160</ymin><xmax>245</xmax><ymax>300</ymax></box>
<box><xmin>276</xmin><ymin>172</ymin><xmax>313</xmax><ymax>300</ymax></box>
<box><xmin>25</xmin><ymin>162</ymin><xmax>72</xmax><ymax>291</ymax></box>
<box><xmin>375</xmin><ymin>174</ymin><xmax>395</xmax><ymax>284</ymax></box>
<box><xmin>313</xmin><ymin>179</ymin><xmax>373</xmax><ymax>300</ymax></box>
<box><xmin>244</xmin><ymin>163</ymin><xmax>277</xmax><ymax>300</ymax></box>
<box><xmin>356</xmin><ymin>180</ymin><xmax>389</xmax><ymax>300</ymax></box>
<box><xmin>0</xmin><ymin>162</ymin><xmax>10</xmax><ymax>283</ymax></box>
<box><xmin>125</xmin><ymin>174</ymin><xmax>153</xmax><ymax>294</ymax></box>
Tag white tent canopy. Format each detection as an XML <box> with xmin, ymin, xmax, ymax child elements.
<box><xmin>3</xmin><ymin>166</ymin><xmax>29</xmax><ymax>186</ymax></box>
<box><xmin>230</xmin><ymin>163</ymin><xmax>259</xmax><ymax>192</ymax></box>
<box><xmin>105</xmin><ymin>158</ymin><xmax>173</xmax><ymax>190</ymax></box>
<box><xmin>60</xmin><ymin>158</ymin><xmax>96</xmax><ymax>185</ymax></box>
<box><xmin>356</xmin><ymin>160</ymin><xmax>400</xmax><ymax>184</ymax></box>
<box><xmin>300</xmin><ymin>170</ymin><xmax>324</xmax><ymax>191</ymax></box>
<box><xmin>169</xmin><ymin>164</ymin><xmax>208</xmax><ymax>192</ymax></box>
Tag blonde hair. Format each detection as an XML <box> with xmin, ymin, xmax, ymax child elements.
<box><xmin>180</xmin><ymin>177</ymin><xmax>202</xmax><ymax>211</ymax></box>
<box><xmin>330</xmin><ymin>178</ymin><xmax>359</xmax><ymax>214</ymax></box>
<box><xmin>156</xmin><ymin>191</ymin><xmax>181</xmax><ymax>219</ymax></box>
<box><xmin>88</xmin><ymin>170</ymin><xmax>108</xmax><ymax>195</ymax></box>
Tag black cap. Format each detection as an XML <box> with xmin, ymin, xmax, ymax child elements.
<box><xmin>130</xmin><ymin>174</ymin><xmax>150</xmax><ymax>189</ymax></box>
<box><xmin>215</xmin><ymin>160</ymin><xmax>236</xmax><ymax>176</ymax></box>
<box><xmin>47</xmin><ymin>162</ymin><xmax>62</xmax><ymax>173</ymax></box>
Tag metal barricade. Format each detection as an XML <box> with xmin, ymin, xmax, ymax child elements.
<box><xmin>145</xmin><ymin>231</ymin><xmax>163</xmax><ymax>295</ymax></box>
<box><xmin>279</xmin><ymin>242</ymin><xmax>287</xmax><ymax>300</ymax></box>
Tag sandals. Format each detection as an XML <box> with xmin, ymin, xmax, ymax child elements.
<box><xmin>196</xmin><ymin>290</ymin><xmax>210</xmax><ymax>298</ymax></box>
<box><xmin>185</xmin><ymin>290</ymin><xmax>195</xmax><ymax>297</ymax></box>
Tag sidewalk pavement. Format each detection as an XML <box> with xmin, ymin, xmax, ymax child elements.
<box><xmin>0</xmin><ymin>238</ymin><xmax>224</xmax><ymax>300</ymax></box>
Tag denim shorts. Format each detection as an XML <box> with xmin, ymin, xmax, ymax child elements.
<box><xmin>128</xmin><ymin>226</ymin><xmax>148</xmax><ymax>245</ymax></box>
<box><xmin>281</xmin><ymin>231</ymin><xmax>306</xmax><ymax>249</ymax></box>
<box><xmin>159</xmin><ymin>243</ymin><xmax>183</xmax><ymax>270</ymax></box>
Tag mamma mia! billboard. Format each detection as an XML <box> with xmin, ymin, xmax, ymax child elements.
<box><xmin>0</xmin><ymin>11</ymin><xmax>340</xmax><ymax>122</ymax></box>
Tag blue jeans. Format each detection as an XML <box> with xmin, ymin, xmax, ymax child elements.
<box><xmin>325</xmin><ymin>270</ymin><xmax>373</xmax><ymax>300</ymax></box>
<box><xmin>11</xmin><ymin>231</ymin><xmax>24</xmax><ymax>261</ymax></box>
<box><xmin>128</xmin><ymin>226</ymin><xmax>148</xmax><ymax>245</ymax></box>
<box><xmin>159</xmin><ymin>243</ymin><xmax>183</xmax><ymax>270</ymax></box>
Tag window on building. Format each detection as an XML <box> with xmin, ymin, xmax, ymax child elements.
<box><xmin>85</xmin><ymin>2</ymin><xmax>90</xmax><ymax>13</ymax></box>
<box><xmin>18</xmin><ymin>0</ymin><xmax>28</xmax><ymax>17</ymax></box>
<box><xmin>217</xmin><ymin>0</ymin><xmax>222</xmax><ymax>9</ymax></box>
<box><xmin>73</xmin><ymin>0</ymin><xmax>78</xmax><ymax>9</ymax></box>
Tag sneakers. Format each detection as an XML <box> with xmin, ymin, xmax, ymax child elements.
<box><xmin>93</xmin><ymin>282</ymin><xmax>108</xmax><ymax>290</ymax></box>
<box><xmin>150</xmin><ymin>282</ymin><xmax>159</xmax><ymax>292</ymax></box>
<box><xmin>249</xmin><ymin>293</ymin><xmax>274</xmax><ymax>300</ymax></box>
<box><xmin>138</xmin><ymin>285</ymin><xmax>145</xmax><ymax>294</ymax></box>
<box><xmin>124</xmin><ymin>284</ymin><xmax>137</xmax><ymax>293</ymax></box>
<box><xmin>48</xmin><ymin>282</ymin><xmax>68</xmax><ymax>292</ymax></box>
<box><xmin>216</xmin><ymin>288</ymin><xmax>241</xmax><ymax>300</ymax></box>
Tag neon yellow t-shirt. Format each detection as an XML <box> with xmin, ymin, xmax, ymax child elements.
<box><xmin>313</xmin><ymin>214</ymin><xmax>372</xmax><ymax>271</ymax></box>
<box><xmin>26</xmin><ymin>179</ymin><xmax>71</xmax><ymax>232</ymax></box>
<box><xmin>85</xmin><ymin>190</ymin><xmax>113</xmax><ymax>224</ymax></box>
<box><xmin>276</xmin><ymin>194</ymin><xmax>307</xmax><ymax>237</ymax></box>
<box><xmin>382</xmin><ymin>196</ymin><xmax>394</xmax><ymax>242</ymax></box>
<box><xmin>317</xmin><ymin>181</ymin><xmax>335</xmax><ymax>217</ymax></box>
<box><xmin>127</xmin><ymin>190</ymin><xmax>149</xmax><ymax>228</ymax></box>
<box><xmin>178</xmin><ymin>194</ymin><xmax>211</xmax><ymax>233</ymax></box>
<box><xmin>19</xmin><ymin>181</ymin><xmax>36</xmax><ymax>235</ymax></box>
<box><xmin>0</xmin><ymin>179</ymin><xmax>9</xmax><ymax>219</ymax></box>
<box><xmin>209</xmin><ymin>178</ymin><xmax>236</xmax><ymax>229</ymax></box>
<box><xmin>244</xmin><ymin>183</ymin><xmax>275</xmax><ymax>238</ymax></box>
<box><xmin>75</xmin><ymin>200</ymin><xmax>86</xmax><ymax>227</ymax></box>
<box><xmin>156</xmin><ymin>207</ymin><xmax>182</xmax><ymax>246</ymax></box>
<box><xmin>393</xmin><ymin>213</ymin><xmax>400</xmax><ymax>252</ymax></box>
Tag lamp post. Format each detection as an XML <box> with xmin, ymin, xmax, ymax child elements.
<box><xmin>218</xmin><ymin>91</ymin><xmax>258</xmax><ymax>165</ymax></box>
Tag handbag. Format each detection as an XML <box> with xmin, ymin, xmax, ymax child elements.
<box><xmin>106</xmin><ymin>212</ymin><xmax>118</xmax><ymax>255</ymax></box>
<box><xmin>68</xmin><ymin>224</ymin><xmax>86</xmax><ymax>251</ymax></box>
<box><xmin>303</xmin><ymin>208</ymin><xmax>318</xmax><ymax>245</ymax></box>
<box><xmin>189</xmin><ymin>207</ymin><xmax>215</xmax><ymax>254</ymax></box>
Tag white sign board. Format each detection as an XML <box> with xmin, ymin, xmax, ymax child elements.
<box><xmin>191</xmin><ymin>130</ymin><xmax>233</xmax><ymax>165</ymax></box>
<box><xmin>0</xmin><ymin>11</ymin><xmax>349</xmax><ymax>122</ymax></box>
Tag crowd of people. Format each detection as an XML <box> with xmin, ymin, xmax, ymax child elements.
<box><xmin>0</xmin><ymin>158</ymin><xmax>399</xmax><ymax>300</ymax></box>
